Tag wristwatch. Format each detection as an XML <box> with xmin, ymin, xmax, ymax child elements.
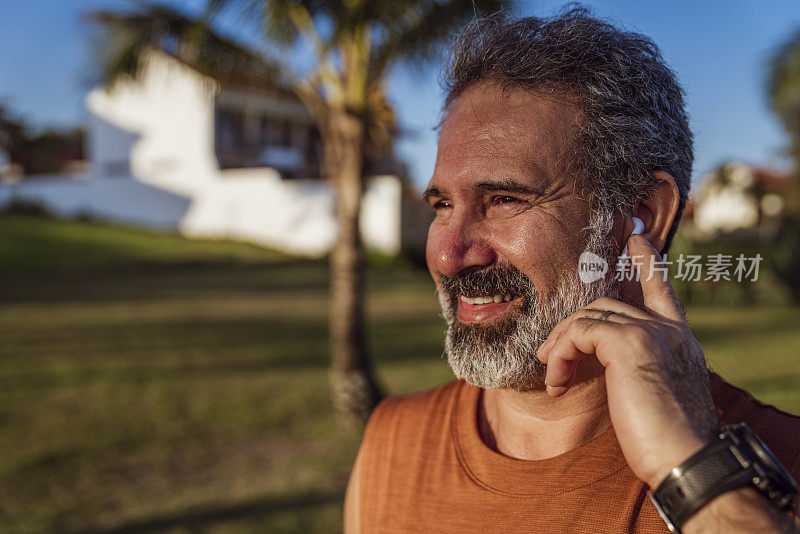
<box><xmin>648</xmin><ymin>423</ymin><xmax>798</xmax><ymax>533</ymax></box>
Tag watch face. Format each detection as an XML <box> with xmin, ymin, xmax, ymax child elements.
<box><xmin>742</xmin><ymin>429</ymin><xmax>793</xmax><ymax>480</ymax></box>
<box><xmin>738</xmin><ymin>424</ymin><xmax>799</xmax><ymax>510</ymax></box>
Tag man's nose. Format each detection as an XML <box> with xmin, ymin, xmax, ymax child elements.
<box><xmin>433</xmin><ymin>211</ymin><xmax>496</xmax><ymax>277</ymax></box>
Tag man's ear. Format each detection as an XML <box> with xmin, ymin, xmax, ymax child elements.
<box><xmin>632</xmin><ymin>171</ymin><xmax>680</xmax><ymax>254</ymax></box>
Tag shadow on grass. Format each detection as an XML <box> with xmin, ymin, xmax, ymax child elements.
<box><xmin>68</xmin><ymin>488</ymin><xmax>344</xmax><ymax>534</ymax></box>
<box><xmin>690</xmin><ymin>314</ymin><xmax>800</xmax><ymax>346</ymax></box>
<box><xmin>0</xmin><ymin>261</ymin><xmax>331</xmax><ymax>304</ymax></box>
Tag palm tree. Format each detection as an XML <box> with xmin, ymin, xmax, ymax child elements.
<box><xmin>767</xmin><ymin>28</ymin><xmax>800</xmax><ymax>304</ymax></box>
<box><xmin>86</xmin><ymin>0</ymin><xmax>509</xmax><ymax>424</ymax></box>
<box><xmin>769</xmin><ymin>28</ymin><xmax>800</xmax><ymax>173</ymax></box>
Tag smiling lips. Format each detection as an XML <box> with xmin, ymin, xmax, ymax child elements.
<box><xmin>457</xmin><ymin>294</ymin><xmax>523</xmax><ymax>323</ymax></box>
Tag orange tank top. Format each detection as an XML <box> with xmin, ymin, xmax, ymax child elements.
<box><xmin>356</xmin><ymin>374</ymin><xmax>800</xmax><ymax>533</ymax></box>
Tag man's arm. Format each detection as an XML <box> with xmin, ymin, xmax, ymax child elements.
<box><xmin>343</xmin><ymin>446</ymin><xmax>363</xmax><ymax>534</ymax></box>
<box><xmin>537</xmin><ymin>233</ymin><xmax>799</xmax><ymax>532</ymax></box>
<box><xmin>684</xmin><ymin>487</ymin><xmax>800</xmax><ymax>533</ymax></box>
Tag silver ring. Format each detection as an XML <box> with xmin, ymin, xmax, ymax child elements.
<box><xmin>600</xmin><ymin>310</ymin><xmax>615</xmax><ymax>322</ymax></box>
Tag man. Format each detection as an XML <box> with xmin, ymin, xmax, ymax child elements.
<box><xmin>345</xmin><ymin>9</ymin><xmax>800</xmax><ymax>533</ymax></box>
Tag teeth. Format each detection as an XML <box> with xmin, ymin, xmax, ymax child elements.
<box><xmin>459</xmin><ymin>294</ymin><xmax>516</xmax><ymax>305</ymax></box>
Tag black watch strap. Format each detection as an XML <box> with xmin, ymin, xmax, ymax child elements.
<box><xmin>649</xmin><ymin>431</ymin><xmax>754</xmax><ymax>531</ymax></box>
<box><xmin>649</xmin><ymin>423</ymin><xmax>799</xmax><ymax>533</ymax></box>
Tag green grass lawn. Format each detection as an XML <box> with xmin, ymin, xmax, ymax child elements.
<box><xmin>1</xmin><ymin>214</ymin><xmax>799</xmax><ymax>533</ymax></box>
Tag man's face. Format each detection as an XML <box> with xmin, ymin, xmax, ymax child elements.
<box><xmin>424</xmin><ymin>82</ymin><xmax>619</xmax><ymax>390</ymax></box>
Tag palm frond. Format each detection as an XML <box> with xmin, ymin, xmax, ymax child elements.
<box><xmin>85</xmin><ymin>2</ymin><xmax>290</xmax><ymax>91</ymax></box>
<box><xmin>768</xmin><ymin>29</ymin><xmax>800</xmax><ymax>131</ymax></box>
<box><xmin>367</xmin><ymin>0</ymin><xmax>511</xmax><ymax>83</ymax></box>
<box><xmin>205</xmin><ymin>0</ymin><xmax>338</xmax><ymax>48</ymax></box>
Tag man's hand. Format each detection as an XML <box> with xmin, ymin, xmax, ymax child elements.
<box><xmin>537</xmin><ymin>233</ymin><xmax>800</xmax><ymax>532</ymax></box>
<box><xmin>536</xmin><ymin>233</ymin><xmax>717</xmax><ymax>489</ymax></box>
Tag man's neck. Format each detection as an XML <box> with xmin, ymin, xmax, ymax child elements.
<box><xmin>478</xmin><ymin>357</ymin><xmax>612</xmax><ymax>460</ymax></box>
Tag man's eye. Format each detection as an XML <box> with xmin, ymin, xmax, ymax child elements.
<box><xmin>433</xmin><ymin>200</ymin><xmax>452</xmax><ymax>210</ymax></box>
<box><xmin>493</xmin><ymin>195</ymin><xmax>521</xmax><ymax>205</ymax></box>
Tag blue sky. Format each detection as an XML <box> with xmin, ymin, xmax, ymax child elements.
<box><xmin>2</xmin><ymin>1</ymin><xmax>799</xmax><ymax>189</ymax></box>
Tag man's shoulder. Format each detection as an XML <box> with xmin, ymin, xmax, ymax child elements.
<box><xmin>367</xmin><ymin>380</ymin><xmax>463</xmax><ymax>429</ymax></box>
<box><xmin>711</xmin><ymin>372</ymin><xmax>800</xmax><ymax>478</ymax></box>
<box><xmin>361</xmin><ymin>380</ymin><xmax>464</xmax><ymax>450</ymax></box>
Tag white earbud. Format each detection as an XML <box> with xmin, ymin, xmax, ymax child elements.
<box><xmin>620</xmin><ymin>216</ymin><xmax>645</xmax><ymax>258</ymax></box>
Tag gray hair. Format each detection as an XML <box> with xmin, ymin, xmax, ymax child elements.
<box><xmin>442</xmin><ymin>7</ymin><xmax>693</xmax><ymax>254</ymax></box>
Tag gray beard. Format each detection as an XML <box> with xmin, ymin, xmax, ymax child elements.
<box><xmin>437</xmin><ymin>209</ymin><xmax>620</xmax><ymax>391</ymax></box>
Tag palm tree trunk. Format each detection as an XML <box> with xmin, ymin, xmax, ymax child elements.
<box><xmin>326</xmin><ymin>110</ymin><xmax>383</xmax><ymax>426</ymax></box>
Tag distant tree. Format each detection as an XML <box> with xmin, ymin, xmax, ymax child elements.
<box><xmin>0</xmin><ymin>103</ymin><xmax>85</xmax><ymax>176</ymax></box>
<box><xmin>86</xmin><ymin>0</ymin><xmax>510</xmax><ymax>424</ymax></box>
<box><xmin>767</xmin><ymin>29</ymin><xmax>800</xmax><ymax>304</ymax></box>
<box><xmin>769</xmin><ymin>29</ymin><xmax>800</xmax><ymax>173</ymax></box>
<box><xmin>0</xmin><ymin>103</ymin><xmax>29</xmax><ymax>172</ymax></box>
<box><xmin>771</xmin><ymin>221</ymin><xmax>800</xmax><ymax>304</ymax></box>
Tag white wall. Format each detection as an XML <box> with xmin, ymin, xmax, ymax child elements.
<box><xmin>0</xmin><ymin>172</ymin><xmax>403</xmax><ymax>257</ymax></box>
<box><xmin>180</xmin><ymin>171</ymin><xmax>401</xmax><ymax>256</ymax></box>
<box><xmin>693</xmin><ymin>162</ymin><xmax>759</xmax><ymax>235</ymax></box>
<box><xmin>85</xmin><ymin>50</ymin><xmax>220</xmax><ymax>193</ymax></box>
<box><xmin>0</xmin><ymin>175</ymin><xmax>190</xmax><ymax>228</ymax></box>
<box><xmin>0</xmin><ymin>50</ymin><xmax>405</xmax><ymax>258</ymax></box>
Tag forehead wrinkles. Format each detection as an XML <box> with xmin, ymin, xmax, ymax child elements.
<box><xmin>438</xmin><ymin>103</ymin><xmax>579</xmax><ymax>176</ymax></box>
<box><xmin>436</xmin><ymin>124</ymin><xmax>526</xmax><ymax>165</ymax></box>
<box><xmin>435</xmin><ymin>122</ymin><xmax>561</xmax><ymax>184</ymax></box>
<box><xmin>471</xmin><ymin>120</ymin><xmax>528</xmax><ymax>143</ymax></box>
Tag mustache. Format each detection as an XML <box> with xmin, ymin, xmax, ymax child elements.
<box><xmin>439</xmin><ymin>264</ymin><xmax>536</xmax><ymax>299</ymax></box>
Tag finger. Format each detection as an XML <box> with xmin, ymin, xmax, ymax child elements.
<box><xmin>544</xmin><ymin>317</ymin><xmax>620</xmax><ymax>396</ymax></box>
<box><xmin>537</xmin><ymin>299</ymin><xmax>644</xmax><ymax>364</ymax></box>
<box><xmin>544</xmin><ymin>347</ymin><xmax>580</xmax><ymax>397</ymax></box>
<box><xmin>536</xmin><ymin>314</ymin><xmax>572</xmax><ymax>363</ymax></box>
<box><xmin>545</xmin><ymin>316</ymin><xmax>633</xmax><ymax>383</ymax></box>
<box><xmin>585</xmin><ymin>297</ymin><xmax>652</xmax><ymax>321</ymax></box>
<box><xmin>540</xmin><ymin>309</ymin><xmax>628</xmax><ymax>362</ymax></box>
<box><xmin>628</xmin><ymin>234</ymin><xmax>685</xmax><ymax>322</ymax></box>
<box><xmin>546</xmin><ymin>377</ymin><xmax>574</xmax><ymax>397</ymax></box>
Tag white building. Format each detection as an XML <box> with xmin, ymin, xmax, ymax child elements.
<box><xmin>0</xmin><ymin>50</ymin><xmax>421</xmax><ymax>257</ymax></box>
<box><xmin>686</xmin><ymin>161</ymin><xmax>790</xmax><ymax>237</ymax></box>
